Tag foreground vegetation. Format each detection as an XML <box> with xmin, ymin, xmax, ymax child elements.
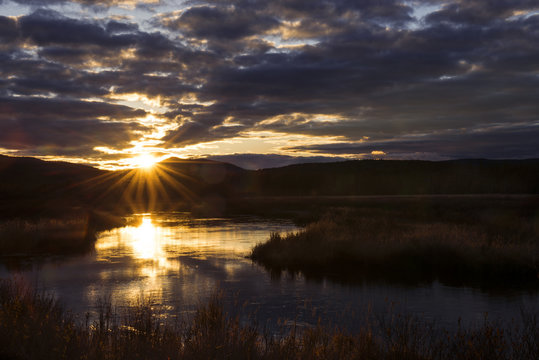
<box><xmin>250</xmin><ymin>205</ymin><xmax>539</xmax><ymax>287</ymax></box>
<box><xmin>0</xmin><ymin>277</ymin><xmax>537</xmax><ymax>360</ymax></box>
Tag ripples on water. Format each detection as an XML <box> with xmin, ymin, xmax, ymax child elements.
<box><xmin>1</xmin><ymin>212</ymin><xmax>537</xmax><ymax>331</ymax></box>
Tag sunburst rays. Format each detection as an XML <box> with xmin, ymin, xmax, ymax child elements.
<box><xmin>76</xmin><ymin>158</ymin><xmax>206</xmax><ymax>213</ymax></box>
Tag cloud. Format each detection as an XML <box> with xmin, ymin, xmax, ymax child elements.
<box><xmin>160</xmin><ymin>6</ymin><xmax>279</xmax><ymax>41</ymax></box>
<box><xmin>105</xmin><ymin>19</ymin><xmax>139</xmax><ymax>34</ymax></box>
<box><xmin>0</xmin><ymin>117</ymin><xmax>144</xmax><ymax>155</ymax></box>
<box><xmin>159</xmin><ymin>1</ymin><xmax>539</xmax><ymax>154</ymax></box>
<box><xmin>0</xmin><ymin>16</ymin><xmax>18</xmax><ymax>45</ymax></box>
<box><xmin>1</xmin><ymin>0</ymin><xmax>538</xmax><ymax>166</ymax></box>
<box><xmin>426</xmin><ymin>0</ymin><xmax>539</xmax><ymax>25</ymax></box>
<box><xmin>0</xmin><ymin>97</ymin><xmax>147</xmax><ymax>155</ymax></box>
<box><xmin>205</xmin><ymin>0</ymin><xmax>414</xmax><ymax>26</ymax></box>
<box><xmin>0</xmin><ymin>97</ymin><xmax>145</xmax><ymax>120</ymax></box>
<box><xmin>10</xmin><ymin>0</ymin><xmax>161</xmax><ymax>8</ymax></box>
<box><xmin>1</xmin><ymin>10</ymin><xmax>188</xmax><ymax>99</ymax></box>
<box><xmin>285</xmin><ymin>123</ymin><xmax>539</xmax><ymax>160</ymax></box>
<box><xmin>19</xmin><ymin>9</ymin><xmax>137</xmax><ymax>47</ymax></box>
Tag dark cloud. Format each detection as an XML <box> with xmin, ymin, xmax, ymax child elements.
<box><xmin>0</xmin><ymin>117</ymin><xmax>144</xmax><ymax>155</ymax></box>
<box><xmin>0</xmin><ymin>97</ymin><xmax>148</xmax><ymax>155</ymax></box>
<box><xmin>159</xmin><ymin>0</ymin><xmax>539</xmax><ymax>160</ymax></box>
<box><xmin>105</xmin><ymin>20</ymin><xmax>139</xmax><ymax>34</ymax></box>
<box><xmin>286</xmin><ymin>124</ymin><xmax>539</xmax><ymax>160</ymax></box>
<box><xmin>0</xmin><ymin>10</ymin><xmax>185</xmax><ymax>99</ymax></box>
<box><xmin>1</xmin><ymin>56</ymin><xmax>113</xmax><ymax>98</ymax></box>
<box><xmin>426</xmin><ymin>0</ymin><xmax>539</xmax><ymax>25</ymax></box>
<box><xmin>0</xmin><ymin>16</ymin><xmax>18</xmax><ymax>45</ymax></box>
<box><xmin>161</xmin><ymin>6</ymin><xmax>279</xmax><ymax>41</ymax></box>
<box><xmin>205</xmin><ymin>0</ymin><xmax>414</xmax><ymax>26</ymax></box>
<box><xmin>0</xmin><ymin>97</ymin><xmax>145</xmax><ymax>121</ymax></box>
<box><xmin>0</xmin><ymin>0</ymin><xmax>538</xmax><ymax>165</ymax></box>
<box><xmin>10</xmin><ymin>0</ymin><xmax>161</xmax><ymax>8</ymax></box>
<box><xmin>19</xmin><ymin>9</ymin><xmax>137</xmax><ymax>47</ymax></box>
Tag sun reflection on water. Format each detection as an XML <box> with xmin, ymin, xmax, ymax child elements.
<box><xmin>90</xmin><ymin>214</ymin><xmax>296</xmax><ymax>307</ymax></box>
<box><xmin>126</xmin><ymin>216</ymin><xmax>179</xmax><ymax>280</ymax></box>
<box><xmin>92</xmin><ymin>215</ymin><xmax>181</xmax><ymax>304</ymax></box>
<box><xmin>131</xmin><ymin>217</ymin><xmax>160</xmax><ymax>259</ymax></box>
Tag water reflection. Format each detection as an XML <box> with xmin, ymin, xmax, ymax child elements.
<box><xmin>96</xmin><ymin>215</ymin><xmax>178</xmax><ymax>283</ymax></box>
<box><xmin>1</xmin><ymin>213</ymin><xmax>536</xmax><ymax>331</ymax></box>
<box><xmin>84</xmin><ymin>213</ymin><xmax>297</xmax><ymax>308</ymax></box>
<box><xmin>130</xmin><ymin>217</ymin><xmax>160</xmax><ymax>260</ymax></box>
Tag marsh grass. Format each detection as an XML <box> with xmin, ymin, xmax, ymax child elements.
<box><xmin>0</xmin><ymin>217</ymin><xmax>94</xmax><ymax>255</ymax></box>
<box><xmin>0</xmin><ymin>211</ymin><xmax>126</xmax><ymax>256</ymax></box>
<box><xmin>0</xmin><ymin>277</ymin><xmax>537</xmax><ymax>359</ymax></box>
<box><xmin>250</xmin><ymin>208</ymin><xmax>539</xmax><ymax>286</ymax></box>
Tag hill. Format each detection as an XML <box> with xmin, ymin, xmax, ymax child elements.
<box><xmin>0</xmin><ymin>155</ymin><xmax>107</xmax><ymax>216</ymax></box>
<box><xmin>247</xmin><ymin>159</ymin><xmax>539</xmax><ymax>196</ymax></box>
<box><xmin>1</xmin><ymin>155</ymin><xmax>539</xmax><ymax>216</ymax></box>
<box><xmin>0</xmin><ymin>156</ymin><xmax>248</xmax><ymax>216</ymax></box>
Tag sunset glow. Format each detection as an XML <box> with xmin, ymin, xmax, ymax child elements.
<box><xmin>0</xmin><ymin>0</ymin><xmax>537</xmax><ymax>169</ymax></box>
<box><xmin>130</xmin><ymin>154</ymin><xmax>158</xmax><ymax>169</ymax></box>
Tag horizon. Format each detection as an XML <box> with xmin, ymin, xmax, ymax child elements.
<box><xmin>3</xmin><ymin>152</ymin><xmax>539</xmax><ymax>172</ymax></box>
<box><xmin>1</xmin><ymin>1</ymin><xmax>538</xmax><ymax>170</ymax></box>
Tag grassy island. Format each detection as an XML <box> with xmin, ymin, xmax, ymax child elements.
<box><xmin>250</xmin><ymin>202</ymin><xmax>539</xmax><ymax>287</ymax></box>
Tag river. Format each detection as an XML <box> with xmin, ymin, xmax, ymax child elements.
<box><xmin>1</xmin><ymin>212</ymin><xmax>537</xmax><ymax>331</ymax></box>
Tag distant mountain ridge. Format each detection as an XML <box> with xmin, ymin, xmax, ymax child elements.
<box><xmin>1</xmin><ymin>155</ymin><xmax>538</xmax><ymax>216</ymax></box>
<box><xmin>249</xmin><ymin>159</ymin><xmax>539</xmax><ymax>196</ymax></box>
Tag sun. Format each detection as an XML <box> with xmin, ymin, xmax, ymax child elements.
<box><xmin>131</xmin><ymin>154</ymin><xmax>158</xmax><ymax>169</ymax></box>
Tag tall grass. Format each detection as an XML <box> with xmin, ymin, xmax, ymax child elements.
<box><xmin>250</xmin><ymin>208</ymin><xmax>539</xmax><ymax>286</ymax></box>
<box><xmin>0</xmin><ymin>217</ymin><xmax>94</xmax><ymax>255</ymax></box>
<box><xmin>0</xmin><ymin>211</ymin><xmax>126</xmax><ymax>256</ymax></box>
<box><xmin>0</xmin><ymin>277</ymin><xmax>537</xmax><ymax>359</ymax></box>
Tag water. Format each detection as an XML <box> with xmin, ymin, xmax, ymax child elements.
<box><xmin>1</xmin><ymin>212</ymin><xmax>537</xmax><ymax>331</ymax></box>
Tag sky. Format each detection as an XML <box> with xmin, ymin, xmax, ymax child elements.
<box><xmin>0</xmin><ymin>0</ymin><xmax>538</xmax><ymax>170</ymax></box>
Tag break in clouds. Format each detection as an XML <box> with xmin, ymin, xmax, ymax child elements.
<box><xmin>0</xmin><ymin>0</ymin><xmax>538</xmax><ymax>168</ymax></box>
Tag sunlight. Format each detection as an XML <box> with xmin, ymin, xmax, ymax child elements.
<box><xmin>128</xmin><ymin>216</ymin><xmax>179</xmax><ymax>281</ymax></box>
<box><xmin>82</xmin><ymin>153</ymin><xmax>198</xmax><ymax>214</ymax></box>
<box><xmin>91</xmin><ymin>215</ymin><xmax>182</xmax><ymax>305</ymax></box>
<box><xmin>130</xmin><ymin>154</ymin><xmax>158</xmax><ymax>169</ymax></box>
<box><xmin>132</xmin><ymin>217</ymin><xmax>159</xmax><ymax>259</ymax></box>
